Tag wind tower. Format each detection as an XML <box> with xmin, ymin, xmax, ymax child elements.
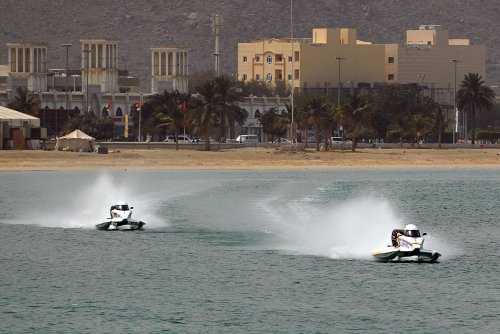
<box><xmin>7</xmin><ymin>42</ymin><xmax>48</xmax><ymax>92</ymax></box>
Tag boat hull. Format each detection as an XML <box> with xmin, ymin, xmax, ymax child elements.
<box><xmin>372</xmin><ymin>247</ymin><xmax>440</xmax><ymax>262</ymax></box>
<box><xmin>96</xmin><ymin>219</ymin><xmax>145</xmax><ymax>231</ymax></box>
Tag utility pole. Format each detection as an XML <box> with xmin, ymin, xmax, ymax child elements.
<box><xmin>62</xmin><ymin>43</ymin><xmax>72</xmax><ymax>111</ymax></box>
<box><xmin>336</xmin><ymin>57</ymin><xmax>346</xmax><ymax>137</ymax></box>
<box><xmin>417</xmin><ymin>73</ymin><xmax>425</xmax><ymax>104</ymax></box>
<box><xmin>83</xmin><ymin>48</ymin><xmax>92</xmax><ymax>112</ymax></box>
<box><xmin>451</xmin><ymin>59</ymin><xmax>459</xmax><ymax>144</ymax></box>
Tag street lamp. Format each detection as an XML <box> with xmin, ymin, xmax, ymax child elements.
<box><xmin>336</xmin><ymin>56</ymin><xmax>346</xmax><ymax>136</ymax></box>
<box><xmin>417</xmin><ymin>73</ymin><xmax>425</xmax><ymax>104</ymax></box>
<box><xmin>62</xmin><ymin>43</ymin><xmax>72</xmax><ymax>110</ymax></box>
<box><xmin>451</xmin><ymin>59</ymin><xmax>459</xmax><ymax>144</ymax></box>
<box><xmin>290</xmin><ymin>0</ymin><xmax>295</xmax><ymax>145</ymax></box>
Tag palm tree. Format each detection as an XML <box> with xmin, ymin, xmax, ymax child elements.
<box><xmin>259</xmin><ymin>107</ymin><xmax>288</xmax><ymax>142</ymax></box>
<box><xmin>431</xmin><ymin>105</ymin><xmax>447</xmax><ymax>148</ymax></box>
<box><xmin>456</xmin><ymin>73</ymin><xmax>494</xmax><ymax>144</ymax></box>
<box><xmin>7</xmin><ymin>86</ymin><xmax>40</xmax><ymax>117</ymax></box>
<box><xmin>341</xmin><ymin>94</ymin><xmax>371</xmax><ymax>152</ymax></box>
<box><xmin>154</xmin><ymin>90</ymin><xmax>188</xmax><ymax>150</ymax></box>
<box><xmin>409</xmin><ymin>114</ymin><xmax>432</xmax><ymax>148</ymax></box>
<box><xmin>191</xmin><ymin>80</ymin><xmax>219</xmax><ymax>151</ymax></box>
<box><xmin>391</xmin><ymin>115</ymin><xmax>411</xmax><ymax>148</ymax></box>
<box><xmin>215</xmin><ymin>76</ymin><xmax>247</xmax><ymax>141</ymax></box>
<box><xmin>304</xmin><ymin>96</ymin><xmax>329</xmax><ymax>151</ymax></box>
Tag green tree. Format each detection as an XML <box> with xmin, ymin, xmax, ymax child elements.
<box><xmin>341</xmin><ymin>94</ymin><xmax>371</xmax><ymax>152</ymax></box>
<box><xmin>409</xmin><ymin>114</ymin><xmax>432</xmax><ymax>148</ymax></box>
<box><xmin>153</xmin><ymin>90</ymin><xmax>190</xmax><ymax>150</ymax></box>
<box><xmin>390</xmin><ymin>115</ymin><xmax>411</xmax><ymax>148</ymax></box>
<box><xmin>7</xmin><ymin>86</ymin><xmax>40</xmax><ymax>117</ymax></box>
<box><xmin>190</xmin><ymin>80</ymin><xmax>219</xmax><ymax>151</ymax></box>
<box><xmin>259</xmin><ymin>107</ymin><xmax>288</xmax><ymax>141</ymax></box>
<box><xmin>215</xmin><ymin>76</ymin><xmax>247</xmax><ymax>141</ymax></box>
<box><xmin>61</xmin><ymin>112</ymin><xmax>114</xmax><ymax>140</ymax></box>
<box><xmin>303</xmin><ymin>96</ymin><xmax>329</xmax><ymax>151</ymax></box>
<box><xmin>456</xmin><ymin>73</ymin><xmax>495</xmax><ymax>144</ymax></box>
<box><xmin>431</xmin><ymin>105</ymin><xmax>447</xmax><ymax>148</ymax></box>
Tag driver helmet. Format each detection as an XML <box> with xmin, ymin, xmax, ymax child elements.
<box><xmin>403</xmin><ymin>224</ymin><xmax>420</xmax><ymax>237</ymax></box>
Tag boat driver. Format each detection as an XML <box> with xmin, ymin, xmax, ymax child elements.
<box><xmin>109</xmin><ymin>205</ymin><xmax>116</xmax><ymax>218</ymax></box>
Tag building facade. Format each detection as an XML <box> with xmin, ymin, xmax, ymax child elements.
<box><xmin>238</xmin><ymin>25</ymin><xmax>486</xmax><ymax>107</ymax></box>
<box><xmin>151</xmin><ymin>45</ymin><xmax>189</xmax><ymax>94</ymax></box>
<box><xmin>0</xmin><ymin>39</ymin><xmax>190</xmax><ymax>139</ymax></box>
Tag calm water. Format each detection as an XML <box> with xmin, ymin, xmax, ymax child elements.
<box><xmin>0</xmin><ymin>168</ymin><xmax>499</xmax><ymax>333</ymax></box>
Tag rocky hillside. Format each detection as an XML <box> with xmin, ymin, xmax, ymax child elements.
<box><xmin>1</xmin><ymin>0</ymin><xmax>499</xmax><ymax>90</ymax></box>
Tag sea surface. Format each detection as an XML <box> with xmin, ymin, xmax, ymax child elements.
<box><xmin>0</xmin><ymin>168</ymin><xmax>498</xmax><ymax>333</ymax></box>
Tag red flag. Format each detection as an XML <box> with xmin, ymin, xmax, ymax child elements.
<box><xmin>137</xmin><ymin>100</ymin><xmax>141</xmax><ymax>111</ymax></box>
<box><xmin>107</xmin><ymin>102</ymin><xmax>111</xmax><ymax>110</ymax></box>
<box><xmin>181</xmin><ymin>101</ymin><xmax>187</xmax><ymax>110</ymax></box>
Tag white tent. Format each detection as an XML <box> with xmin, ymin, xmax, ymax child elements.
<box><xmin>55</xmin><ymin>129</ymin><xmax>95</xmax><ymax>152</ymax></box>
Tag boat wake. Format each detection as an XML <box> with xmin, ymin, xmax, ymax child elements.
<box><xmin>256</xmin><ymin>195</ymin><xmax>455</xmax><ymax>260</ymax></box>
<box><xmin>9</xmin><ymin>173</ymin><xmax>168</xmax><ymax>230</ymax></box>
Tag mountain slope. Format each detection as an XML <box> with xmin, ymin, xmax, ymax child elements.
<box><xmin>1</xmin><ymin>0</ymin><xmax>498</xmax><ymax>90</ymax></box>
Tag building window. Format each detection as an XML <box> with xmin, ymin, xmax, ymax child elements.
<box><xmin>116</xmin><ymin>107</ymin><xmax>123</xmax><ymax>116</ymax></box>
<box><xmin>288</xmin><ymin>55</ymin><xmax>293</xmax><ymax>62</ymax></box>
<box><xmin>294</xmin><ymin>69</ymin><xmax>299</xmax><ymax>80</ymax></box>
<box><xmin>276</xmin><ymin>54</ymin><xmax>283</xmax><ymax>62</ymax></box>
<box><xmin>256</xmin><ymin>74</ymin><xmax>260</xmax><ymax>81</ymax></box>
<box><xmin>388</xmin><ymin>74</ymin><xmax>395</xmax><ymax>81</ymax></box>
<box><xmin>242</xmin><ymin>74</ymin><xmax>248</xmax><ymax>80</ymax></box>
<box><xmin>243</xmin><ymin>56</ymin><xmax>248</xmax><ymax>62</ymax></box>
<box><xmin>254</xmin><ymin>109</ymin><xmax>261</xmax><ymax>118</ymax></box>
<box><xmin>288</xmin><ymin>74</ymin><xmax>292</xmax><ymax>81</ymax></box>
<box><xmin>255</xmin><ymin>56</ymin><xmax>260</xmax><ymax>62</ymax></box>
<box><xmin>266</xmin><ymin>73</ymin><xmax>272</xmax><ymax>81</ymax></box>
<box><xmin>266</xmin><ymin>55</ymin><xmax>273</xmax><ymax>64</ymax></box>
<box><xmin>388</xmin><ymin>57</ymin><xmax>395</xmax><ymax>63</ymax></box>
<box><xmin>294</xmin><ymin>51</ymin><xmax>300</xmax><ymax>61</ymax></box>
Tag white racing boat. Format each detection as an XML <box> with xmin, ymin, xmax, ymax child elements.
<box><xmin>96</xmin><ymin>201</ymin><xmax>145</xmax><ymax>231</ymax></box>
<box><xmin>371</xmin><ymin>224</ymin><xmax>440</xmax><ymax>262</ymax></box>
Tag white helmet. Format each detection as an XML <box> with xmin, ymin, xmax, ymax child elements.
<box><xmin>404</xmin><ymin>224</ymin><xmax>418</xmax><ymax>231</ymax></box>
<box><xmin>404</xmin><ymin>224</ymin><xmax>421</xmax><ymax>237</ymax></box>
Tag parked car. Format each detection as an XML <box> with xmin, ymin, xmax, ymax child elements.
<box><xmin>109</xmin><ymin>135</ymin><xmax>137</xmax><ymax>142</ymax></box>
<box><xmin>268</xmin><ymin>138</ymin><xmax>291</xmax><ymax>144</ymax></box>
<box><xmin>236</xmin><ymin>134</ymin><xmax>258</xmax><ymax>143</ymax></box>
<box><xmin>163</xmin><ymin>135</ymin><xmax>192</xmax><ymax>143</ymax></box>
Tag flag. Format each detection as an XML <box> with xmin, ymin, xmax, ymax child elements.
<box><xmin>137</xmin><ymin>100</ymin><xmax>141</xmax><ymax>111</ymax></box>
<box><xmin>181</xmin><ymin>101</ymin><xmax>187</xmax><ymax>110</ymax></box>
<box><xmin>106</xmin><ymin>102</ymin><xmax>111</xmax><ymax>110</ymax></box>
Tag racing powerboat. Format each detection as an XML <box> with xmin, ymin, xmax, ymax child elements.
<box><xmin>96</xmin><ymin>201</ymin><xmax>145</xmax><ymax>231</ymax></box>
<box><xmin>371</xmin><ymin>224</ymin><xmax>440</xmax><ymax>262</ymax></box>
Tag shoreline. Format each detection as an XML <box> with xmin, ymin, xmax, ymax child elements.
<box><xmin>0</xmin><ymin>147</ymin><xmax>499</xmax><ymax>171</ymax></box>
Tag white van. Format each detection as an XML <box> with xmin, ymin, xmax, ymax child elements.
<box><xmin>236</xmin><ymin>134</ymin><xmax>259</xmax><ymax>143</ymax></box>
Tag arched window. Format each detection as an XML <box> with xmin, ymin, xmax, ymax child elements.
<box><xmin>266</xmin><ymin>55</ymin><xmax>272</xmax><ymax>64</ymax></box>
<box><xmin>102</xmin><ymin>107</ymin><xmax>109</xmax><ymax>117</ymax></box>
<box><xmin>254</xmin><ymin>109</ymin><xmax>261</xmax><ymax>118</ymax></box>
<box><xmin>266</xmin><ymin>73</ymin><xmax>272</xmax><ymax>81</ymax></box>
<box><xmin>116</xmin><ymin>107</ymin><xmax>123</xmax><ymax>116</ymax></box>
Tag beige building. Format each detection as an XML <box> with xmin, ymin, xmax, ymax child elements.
<box><xmin>7</xmin><ymin>42</ymin><xmax>48</xmax><ymax>92</ymax></box>
<box><xmin>151</xmin><ymin>45</ymin><xmax>189</xmax><ymax>94</ymax></box>
<box><xmin>238</xmin><ymin>25</ymin><xmax>485</xmax><ymax>106</ymax></box>
<box><xmin>81</xmin><ymin>38</ymin><xmax>119</xmax><ymax>94</ymax></box>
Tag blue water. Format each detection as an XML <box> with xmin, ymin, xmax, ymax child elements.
<box><xmin>0</xmin><ymin>169</ymin><xmax>499</xmax><ymax>333</ymax></box>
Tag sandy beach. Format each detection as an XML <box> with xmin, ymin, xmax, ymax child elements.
<box><xmin>0</xmin><ymin>147</ymin><xmax>499</xmax><ymax>171</ymax></box>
